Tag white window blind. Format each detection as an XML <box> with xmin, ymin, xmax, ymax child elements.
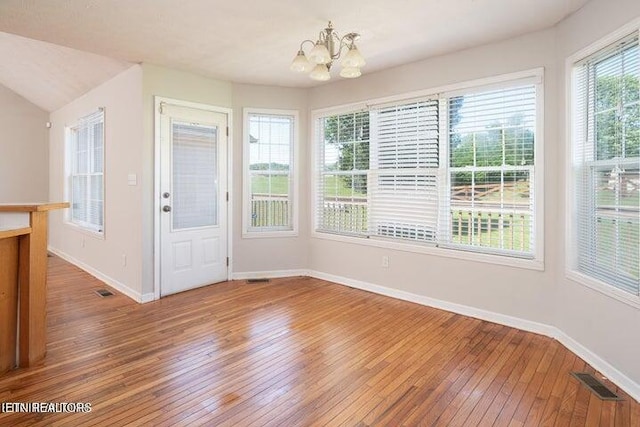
<box><xmin>69</xmin><ymin>108</ymin><xmax>104</xmax><ymax>233</ymax></box>
<box><xmin>369</xmin><ymin>99</ymin><xmax>441</xmax><ymax>242</ymax></box>
<box><xmin>172</xmin><ymin>121</ymin><xmax>218</xmax><ymax>230</ymax></box>
<box><xmin>245</xmin><ymin>111</ymin><xmax>295</xmax><ymax>233</ymax></box>
<box><xmin>572</xmin><ymin>33</ymin><xmax>640</xmax><ymax>296</ymax></box>
<box><xmin>446</xmin><ymin>85</ymin><xmax>537</xmax><ymax>258</ymax></box>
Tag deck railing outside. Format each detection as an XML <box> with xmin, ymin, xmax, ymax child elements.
<box><xmin>251</xmin><ymin>191</ymin><xmax>531</xmax><ymax>251</ymax></box>
<box><xmin>251</xmin><ymin>194</ymin><xmax>289</xmax><ymax>228</ymax></box>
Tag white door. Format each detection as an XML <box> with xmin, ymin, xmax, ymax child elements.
<box><xmin>159</xmin><ymin>103</ymin><xmax>228</xmax><ymax>297</ymax></box>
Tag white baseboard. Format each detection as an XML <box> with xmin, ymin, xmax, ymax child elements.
<box><xmin>308</xmin><ymin>270</ymin><xmax>555</xmax><ymax>336</ymax></box>
<box><xmin>553</xmin><ymin>330</ymin><xmax>640</xmax><ymax>402</ymax></box>
<box><xmin>48</xmin><ymin>246</ymin><xmax>146</xmax><ymax>304</ymax></box>
<box><xmin>231</xmin><ymin>269</ymin><xmax>308</xmax><ymax>281</ymax></box>
<box><xmin>140</xmin><ymin>292</ymin><xmax>156</xmax><ymax>303</ymax></box>
<box><xmin>307</xmin><ymin>269</ymin><xmax>640</xmax><ymax>403</ymax></box>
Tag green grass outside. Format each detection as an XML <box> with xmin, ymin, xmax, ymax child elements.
<box><xmin>450</xmin><ymin>211</ymin><xmax>531</xmax><ymax>252</ymax></box>
<box><xmin>322</xmin><ymin>175</ymin><xmax>367</xmax><ymax>198</ymax></box>
<box><xmin>251</xmin><ymin>174</ymin><xmax>289</xmax><ymax>195</ymax></box>
<box><xmin>595</xmin><ymin>218</ymin><xmax>640</xmax><ymax>280</ymax></box>
<box><xmin>252</xmin><ymin>174</ymin><xmax>364</xmax><ymax>198</ymax></box>
<box><xmin>596</xmin><ymin>189</ymin><xmax>640</xmax><ymax>207</ymax></box>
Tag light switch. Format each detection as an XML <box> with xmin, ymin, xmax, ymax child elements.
<box><xmin>127</xmin><ymin>173</ymin><xmax>137</xmax><ymax>186</ymax></box>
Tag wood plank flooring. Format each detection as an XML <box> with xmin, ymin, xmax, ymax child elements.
<box><xmin>0</xmin><ymin>255</ymin><xmax>638</xmax><ymax>426</ymax></box>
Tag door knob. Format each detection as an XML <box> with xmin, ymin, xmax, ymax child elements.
<box><xmin>162</xmin><ymin>205</ymin><xmax>171</xmax><ymax>212</ymax></box>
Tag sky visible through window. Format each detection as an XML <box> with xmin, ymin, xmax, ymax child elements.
<box><xmin>249</xmin><ymin>115</ymin><xmax>292</xmax><ymax>166</ymax></box>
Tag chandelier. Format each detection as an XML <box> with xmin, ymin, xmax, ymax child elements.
<box><xmin>290</xmin><ymin>21</ymin><xmax>366</xmax><ymax>81</ymax></box>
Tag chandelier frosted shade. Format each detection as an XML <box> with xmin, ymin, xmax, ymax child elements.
<box><xmin>309</xmin><ymin>64</ymin><xmax>331</xmax><ymax>81</ymax></box>
<box><xmin>339</xmin><ymin>66</ymin><xmax>362</xmax><ymax>79</ymax></box>
<box><xmin>308</xmin><ymin>43</ymin><xmax>332</xmax><ymax>65</ymax></box>
<box><xmin>290</xmin><ymin>21</ymin><xmax>365</xmax><ymax>81</ymax></box>
<box><xmin>290</xmin><ymin>50</ymin><xmax>312</xmax><ymax>72</ymax></box>
<box><xmin>341</xmin><ymin>46</ymin><xmax>366</xmax><ymax>68</ymax></box>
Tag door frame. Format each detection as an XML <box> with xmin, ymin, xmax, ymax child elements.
<box><xmin>153</xmin><ymin>96</ymin><xmax>233</xmax><ymax>300</ymax></box>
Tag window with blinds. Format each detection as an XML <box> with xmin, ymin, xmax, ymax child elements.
<box><xmin>68</xmin><ymin>108</ymin><xmax>105</xmax><ymax>234</ymax></box>
<box><xmin>369</xmin><ymin>99</ymin><xmax>440</xmax><ymax>242</ymax></box>
<box><xmin>571</xmin><ymin>33</ymin><xmax>640</xmax><ymax>296</ymax></box>
<box><xmin>243</xmin><ymin>109</ymin><xmax>297</xmax><ymax>235</ymax></box>
<box><xmin>447</xmin><ymin>85</ymin><xmax>536</xmax><ymax>258</ymax></box>
<box><xmin>314</xmin><ymin>72</ymin><xmax>541</xmax><ymax>262</ymax></box>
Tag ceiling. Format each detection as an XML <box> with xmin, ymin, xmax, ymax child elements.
<box><xmin>0</xmin><ymin>0</ymin><xmax>589</xmax><ymax>112</ymax></box>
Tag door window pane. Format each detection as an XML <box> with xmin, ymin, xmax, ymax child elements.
<box><xmin>172</xmin><ymin>122</ymin><xmax>218</xmax><ymax>229</ymax></box>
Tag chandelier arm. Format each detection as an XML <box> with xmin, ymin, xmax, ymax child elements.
<box><xmin>336</xmin><ymin>36</ymin><xmax>352</xmax><ymax>58</ymax></box>
<box><xmin>336</xmin><ymin>33</ymin><xmax>360</xmax><ymax>59</ymax></box>
<box><xmin>299</xmin><ymin>39</ymin><xmax>315</xmax><ymax>51</ymax></box>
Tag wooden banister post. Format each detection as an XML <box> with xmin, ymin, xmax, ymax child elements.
<box><xmin>18</xmin><ymin>210</ymin><xmax>49</xmax><ymax>367</ymax></box>
<box><xmin>0</xmin><ymin>203</ymin><xmax>68</xmax><ymax>369</ymax></box>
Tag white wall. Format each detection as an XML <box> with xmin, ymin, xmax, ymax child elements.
<box><xmin>308</xmin><ymin>28</ymin><xmax>559</xmax><ymax>326</ymax></box>
<box><xmin>0</xmin><ymin>84</ymin><xmax>49</xmax><ymax>202</ymax></box>
<box><xmin>554</xmin><ymin>0</ymin><xmax>640</xmax><ymax>388</ymax></box>
<box><xmin>231</xmin><ymin>83</ymin><xmax>309</xmax><ymax>274</ymax></box>
<box><xmin>48</xmin><ymin>65</ymin><xmax>144</xmax><ymax>300</ymax></box>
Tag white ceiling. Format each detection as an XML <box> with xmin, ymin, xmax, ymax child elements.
<box><xmin>0</xmin><ymin>32</ymin><xmax>130</xmax><ymax>112</ymax></box>
<box><xmin>0</xmin><ymin>0</ymin><xmax>589</xmax><ymax>111</ymax></box>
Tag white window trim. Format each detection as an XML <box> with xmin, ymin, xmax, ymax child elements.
<box><xmin>311</xmin><ymin>68</ymin><xmax>545</xmax><ymax>271</ymax></box>
<box><xmin>242</xmin><ymin>108</ymin><xmax>299</xmax><ymax>238</ymax></box>
<box><xmin>63</xmin><ymin>110</ymin><xmax>106</xmax><ymax>239</ymax></box>
<box><xmin>564</xmin><ymin>17</ymin><xmax>640</xmax><ymax>308</ymax></box>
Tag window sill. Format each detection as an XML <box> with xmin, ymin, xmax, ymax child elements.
<box><xmin>242</xmin><ymin>230</ymin><xmax>299</xmax><ymax>239</ymax></box>
<box><xmin>566</xmin><ymin>270</ymin><xmax>640</xmax><ymax>310</ymax></box>
<box><xmin>311</xmin><ymin>231</ymin><xmax>544</xmax><ymax>271</ymax></box>
<box><xmin>64</xmin><ymin>221</ymin><xmax>105</xmax><ymax>240</ymax></box>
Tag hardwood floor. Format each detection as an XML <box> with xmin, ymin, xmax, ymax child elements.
<box><xmin>0</xmin><ymin>256</ymin><xmax>638</xmax><ymax>426</ymax></box>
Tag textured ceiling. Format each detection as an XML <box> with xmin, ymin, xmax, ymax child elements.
<box><xmin>0</xmin><ymin>32</ymin><xmax>131</xmax><ymax>112</ymax></box>
<box><xmin>0</xmin><ymin>0</ymin><xmax>589</xmax><ymax>111</ymax></box>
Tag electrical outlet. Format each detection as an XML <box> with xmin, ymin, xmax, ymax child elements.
<box><xmin>381</xmin><ymin>255</ymin><xmax>389</xmax><ymax>268</ymax></box>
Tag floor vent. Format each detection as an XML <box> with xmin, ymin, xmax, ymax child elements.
<box><xmin>246</xmin><ymin>278</ymin><xmax>270</xmax><ymax>284</ymax></box>
<box><xmin>95</xmin><ymin>289</ymin><xmax>115</xmax><ymax>297</ymax></box>
<box><xmin>571</xmin><ymin>372</ymin><xmax>623</xmax><ymax>400</ymax></box>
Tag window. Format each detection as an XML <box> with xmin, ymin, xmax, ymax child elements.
<box><xmin>370</xmin><ymin>100</ymin><xmax>441</xmax><ymax>242</ymax></box>
<box><xmin>317</xmin><ymin>110</ymin><xmax>369</xmax><ymax>235</ymax></box>
<box><xmin>447</xmin><ymin>85</ymin><xmax>536</xmax><ymax>257</ymax></box>
<box><xmin>243</xmin><ymin>109</ymin><xmax>298</xmax><ymax>236</ymax></box>
<box><xmin>67</xmin><ymin>108</ymin><xmax>105</xmax><ymax>234</ymax></box>
<box><xmin>570</xmin><ymin>32</ymin><xmax>639</xmax><ymax>298</ymax></box>
<box><xmin>314</xmin><ymin>71</ymin><xmax>542</xmax><ymax>264</ymax></box>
